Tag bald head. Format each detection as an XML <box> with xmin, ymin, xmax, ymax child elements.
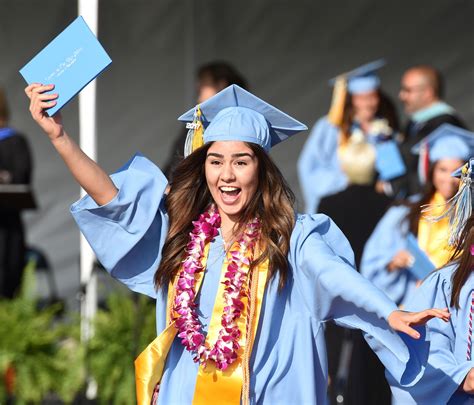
<box><xmin>399</xmin><ymin>65</ymin><xmax>444</xmax><ymax>114</ymax></box>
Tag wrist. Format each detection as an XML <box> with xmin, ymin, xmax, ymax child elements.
<box><xmin>50</xmin><ymin>129</ymin><xmax>67</xmax><ymax>145</ymax></box>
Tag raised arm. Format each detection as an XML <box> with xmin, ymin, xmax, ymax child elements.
<box><xmin>26</xmin><ymin>83</ymin><xmax>117</xmax><ymax>206</ymax></box>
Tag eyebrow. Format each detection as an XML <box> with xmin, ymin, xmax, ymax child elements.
<box><xmin>206</xmin><ymin>152</ymin><xmax>254</xmax><ymax>159</ymax></box>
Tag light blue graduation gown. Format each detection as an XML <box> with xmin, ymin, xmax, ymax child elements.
<box><xmin>71</xmin><ymin>154</ymin><xmax>429</xmax><ymax>405</ymax></box>
<box><xmin>297</xmin><ymin>116</ymin><xmax>347</xmax><ymax>214</ymax></box>
<box><xmin>391</xmin><ymin>265</ymin><xmax>474</xmax><ymax>404</ymax></box>
<box><xmin>361</xmin><ymin>204</ymin><xmax>419</xmax><ymax>307</ymax></box>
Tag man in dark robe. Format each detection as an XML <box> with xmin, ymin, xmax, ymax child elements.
<box><xmin>0</xmin><ymin>88</ymin><xmax>32</xmax><ymax>298</ymax></box>
<box><xmin>392</xmin><ymin>65</ymin><xmax>467</xmax><ymax>197</ymax></box>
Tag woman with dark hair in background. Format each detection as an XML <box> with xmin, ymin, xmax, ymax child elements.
<box><xmin>318</xmin><ymin>134</ymin><xmax>393</xmax><ymax>404</ymax></box>
<box><xmin>362</xmin><ymin>124</ymin><xmax>474</xmax><ymax>308</ymax></box>
<box><xmin>298</xmin><ymin>60</ymin><xmax>401</xmax><ymax>214</ymax></box>
<box><xmin>391</xmin><ymin>159</ymin><xmax>474</xmax><ymax>404</ymax></box>
<box><xmin>26</xmin><ymin>82</ymin><xmax>449</xmax><ymax>405</ymax></box>
<box><xmin>0</xmin><ymin>87</ymin><xmax>32</xmax><ymax>298</ymax></box>
<box><xmin>163</xmin><ymin>61</ymin><xmax>248</xmax><ymax>177</ymax></box>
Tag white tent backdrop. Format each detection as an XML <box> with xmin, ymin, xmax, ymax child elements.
<box><xmin>1</xmin><ymin>0</ymin><xmax>473</xmax><ymax>305</ymax></box>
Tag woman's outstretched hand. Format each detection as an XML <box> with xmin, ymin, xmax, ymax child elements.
<box><xmin>388</xmin><ymin>308</ymin><xmax>450</xmax><ymax>339</ymax></box>
<box><xmin>25</xmin><ymin>83</ymin><xmax>63</xmax><ymax>141</ymax></box>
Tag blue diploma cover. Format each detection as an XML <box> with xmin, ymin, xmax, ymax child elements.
<box><xmin>19</xmin><ymin>16</ymin><xmax>112</xmax><ymax>116</ymax></box>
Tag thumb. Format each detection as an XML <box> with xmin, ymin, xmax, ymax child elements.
<box><xmin>398</xmin><ymin>323</ymin><xmax>421</xmax><ymax>339</ymax></box>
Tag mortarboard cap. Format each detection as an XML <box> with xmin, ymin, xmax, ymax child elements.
<box><xmin>330</xmin><ymin>59</ymin><xmax>386</xmax><ymax>94</ymax></box>
<box><xmin>178</xmin><ymin>84</ymin><xmax>307</xmax><ymax>154</ymax></box>
<box><xmin>411</xmin><ymin>124</ymin><xmax>474</xmax><ymax>163</ymax></box>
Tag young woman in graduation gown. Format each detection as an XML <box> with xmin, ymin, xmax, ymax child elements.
<box><xmin>297</xmin><ymin>60</ymin><xmax>400</xmax><ymax>214</ymax></box>
<box><xmin>25</xmin><ymin>83</ymin><xmax>449</xmax><ymax>405</ymax></box>
<box><xmin>361</xmin><ymin>124</ymin><xmax>474</xmax><ymax>308</ymax></box>
<box><xmin>391</xmin><ymin>159</ymin><xmax>474</xmax><ymax>404</ymax></box>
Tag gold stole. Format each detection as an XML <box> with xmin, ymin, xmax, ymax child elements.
<box><xmin>135</xmin><ymin>243</ymin><xmax>269</xmax><ymax>405</ymax></box>
<box><xmin>418</xmin><ymin>192</ymin><xmax>453</xmax><ymax>268</ymax></box>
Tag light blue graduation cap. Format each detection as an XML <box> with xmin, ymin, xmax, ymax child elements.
<box><xmin>412</xmin><ymin>124</ymin><xmax>474</xmax><ymax>184</ymax></box>
<box><xmin>327</xmin><ymin>59</ymin><xmax>385</xmax><ymax>126</ymax></box>
<box><xmin>178</xmin><ymin>84</ymin><xmax>307</xmax><ymax>156</ymax></box>
<box><xmin>411</xmin><ymin>124</ymin><xmax>474</xmax><ymax>163</ymax></box>
<box><xmin>330</xmin><ymin>59</ymin><xmax>385</xmax><ymax>94</ymax></box>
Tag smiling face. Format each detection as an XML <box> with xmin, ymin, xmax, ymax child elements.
<box><xmin>399</xmin><ymin>69</ymin><xmax>436</xmax><ymax>114</ymax></box>
<box><xmin>432</xmin><ymin>158</ymin><xmax>463</xmax><ymax>200</ymax></box>
<box><xmin>205</xmin><ymin>141</ymin><xmax>259</xmax><ymax>226</ymax></box>
<box><xmin>351</xmin><ymin>90</ymin><xmax>380</xmax><ymax>123</ymax></box>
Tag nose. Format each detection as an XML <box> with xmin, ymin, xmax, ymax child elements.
<box><xmin>221</xmin><ymin>162</ymin><xmax>236</xmax><ymax>182</ymax></box>
<box><xmin>398</xmin><ymin>89</ymin><xmax>405</xmax><ymax>100</ymax></box>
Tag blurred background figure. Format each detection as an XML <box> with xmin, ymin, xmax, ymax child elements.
<box><xmin>163</xmin><ymin>61</ymin><xmax>248</xmax><ymax>177</ymax></box>
<box><xmin>318</xmin><ymin>139</ymin><xmax>393</xmax><ymax>404</ymax></box>
<box><xmin>297</xmin><ymin>60</ymin><xmax>400</xmax><ymax>214</ymax></box>
<box><xmin>394</xmin><ymin>65</ymin><xmax>468</xmax><ymax>197</ymax></box>
<box><xmin>360</xmin><ymin>124</ymin><xmax>474</xmax><ymax>405</ymax></box>
<box><xmin>361</xmin><ymin>124</ymin><xmax>474</xmax><ymax>308</ymax></box>
<box><xmin>0</xmin><ymin>87</ymin><xmax>33</xmax><ymax>298</ymax></box>
<box><xmin>318</xmin><ymin>136</ymin><xmax>391</xmax><ymax>267</ymax></box>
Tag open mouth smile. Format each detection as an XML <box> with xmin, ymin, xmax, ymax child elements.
<box><xmin>218</xmin><ymin>186</ymin><xmax>242</xmax><ymax>203</ymax></box>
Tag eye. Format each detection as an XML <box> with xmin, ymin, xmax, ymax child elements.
<box><xmin>209</xmin><ymin>160</ymin><xmax>221</xmax><ymax>165</ymax></box>
<box><xmin>236</xmin><ymin>160</ymin><xmax>248</xmax><ymax>166</ymax></box>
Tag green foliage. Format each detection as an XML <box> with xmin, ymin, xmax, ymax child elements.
<box><xmin>0</xmin><ymin>259</ymin><xmax>85</xmax><ymax>404</ymax></box>
<box><xmin>88</xmin><ymin>291</ymin><xmax>156</xmax><ymax>405</ymax></box>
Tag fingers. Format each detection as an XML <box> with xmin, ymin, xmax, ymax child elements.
<box><xmin>408</xmin><ymin>308</ymin><xmax>451</xmax><ymax>326</ymax></box>
<box><xmin>399</xmin><ymin>324</ymin><xmax>421</xmax><ymax>340</ymax></box>
<box><xmin>431</xmin><ymin>308</ymin><xmax>451</xmax><ymax>320</ymax></box>
<box><xmin>25</xmin><ymin>83</ymin><xmax>54</xmax><ymax>98</ymax></box>
<box><xmin>24</xmin><ymin>83</ymin><xmax>41</xmax><ymax>98</ymax></box>
<box><xmin>419</xmin><ymin>308</ymin><xmax>450</xmax><ymax>323</ymax></box>
<box><xmin>28</xmin><ymin>85</ymin><xmax>58</xmax><ymax>120</ymax></box>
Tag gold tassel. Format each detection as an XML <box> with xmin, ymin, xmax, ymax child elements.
<box><xmin>327</xmin><ymin>77</ymin><xmax>347</xmax><ymax>127</ymax></box>
<box><xmin>191</xmin><ymin>107</ymin><xmax>204</xmax><ymax>153</ymax></box>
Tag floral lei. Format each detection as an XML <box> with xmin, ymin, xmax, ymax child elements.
<box><xmin>172</xmin><ymin>204</ymin><xmax>261</xmax><ymax>370</ymax></box>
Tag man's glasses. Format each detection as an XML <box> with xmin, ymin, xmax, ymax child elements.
<box><xmin>400</xmin><ymin>84</ymin><xmax>426</xmax><ymax>94</ymax></box>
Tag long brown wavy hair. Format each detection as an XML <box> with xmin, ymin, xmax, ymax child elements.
<box><xmin>340</xmin><ymin>90</ymin><xmax>400</xmax><ymax>143</ymax></box>
<box><xmin>154</xmin><ymin>141</ymin><xmax>296</xmax><ymax>291</ymax></box>
<box><xmin>448</xmin><ymin>214</ymin><xmax>474</xmax><ymax>309</ymax></box>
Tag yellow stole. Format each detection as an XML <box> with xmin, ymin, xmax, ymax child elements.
<box><xmin>135</xmin><ymin>243</ymin><xmax>269</xmax><ymax>405</ymax></box>
<box><xmin>418</xmin><ymin>192</ymin><xmax>452</xmax><ymax>268</ymax></box>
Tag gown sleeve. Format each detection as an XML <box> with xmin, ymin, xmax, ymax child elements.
<box><xmin>70</xmin><ymin>154</ymin><xmax>169</xmax><ymax>298</ymax></box>
<box><xmin>360</xmin><ymin>204</ymin><xmax>417</xmax><ymax>305</ymax></box>
<box><xmin>297</xmin><ymin>117</ymin><xmax>348</xmax><ymax>214</ymax></box>
<box><xmin>289</xmin><ymin>213</ymin><xmax>429</xmax><ymax>387</ymax></box>
<box><xmin>390</xmin><ymin>266</ymin><xmax>473</xmax><ymax>404</ymax></box>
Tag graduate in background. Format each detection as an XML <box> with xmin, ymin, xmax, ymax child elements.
<box><xmin>391</xmin><ymin>158</ymin><xmax>474</xmax><ymax>404</ymax></box>
<box><xmin>318</xmin><ymin>140</ymin><xmax>392</xmax><ymax>404</ymax></box>
<box><xmin>297</xmin><ymin>60</ymin><xmax>400</xmax><ymax>214</ymax></box>
<box><xmin>0</xmin><ymin>87</ymin><xmax>32</xmax><ymax>298</ymax></box>
<box><xmin>163</xmin><ymin>61</ymin><xmax>248</xmax><ymax>178</ymax></box>
<box><xmin>361</xmin><ymin>124</ymin><xmax>474</xmax><ymax>308</ymax></box>
<box><xmin>26</xmin><ymin>82</ymin><xmax>450</xmax><ymax>405</ymax></box>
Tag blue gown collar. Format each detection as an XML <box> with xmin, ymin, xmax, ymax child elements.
<box><xmin>411</xmin><ymin>102</ymin><xmax>455</xmax><ymax>124</ymax></box>
<box><xmin>0</xmin><ymin>127</ymin><xmax>15</xmax><ymax>141</ymax></box>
